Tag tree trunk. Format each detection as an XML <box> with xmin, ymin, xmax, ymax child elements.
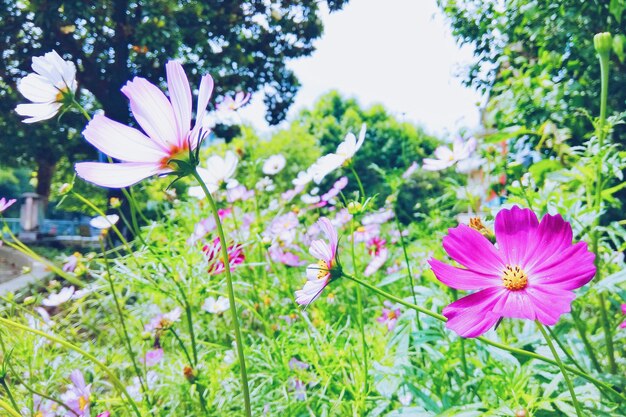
<box><xmin>36</xmin><ymin>158</ymin><xmax>56</xmax><ymax>210</ymax></box>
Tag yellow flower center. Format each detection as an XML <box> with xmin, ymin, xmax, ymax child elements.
<box><xmin>160</xmin><ymin>144</ymin><xmax>190</xmax><ymax>169</ymax></box>
<box><xmin>78</xmin><ymin>395</ymin><xmax>89</xmax><ymax>411</ymax></box>
<box><xmin>55</xmin><ymin>87</ymin><xmax>69</xmax><ymax>102</ymax></box>
<box><xmin>35</xmin><ymin>412</ymin><xmax>44</xmax><ymax>417</ymax></box>
<box><xmin>356</xmin><ymin>226</ymin><xmax>366</xmax><ymax>233</ymax></box>
<box><xmin>316</xmin><ymin>259</ymin><xmax>330</xmax><ymax>279</ymax></box>
<box><xmin>502</xmin><ymin>265</ymin><xmax>528</xmax><ymax>291</ymax></box>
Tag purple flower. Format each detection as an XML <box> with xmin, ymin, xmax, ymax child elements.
<box><xmin>377</xmin><ymin>301</ymin><xmax>401</xmax><ymax>332</ymax></box>
<box><xmin>620</xmin><ymin>304</ymin><xmax>626</xmax><ymax>329</ymax></box>
<box><xmin>0</xmin><ymin>197</ymin><xmax>16</xmax><ymax>213</ymax></box>
<box><xmin>217</xmin><ymin>91</ymin><xmax>251</xmax><ymax>111</ymax></box>
<box><xmin>140</xmin><ymin>348</ymin><xmax>164</xmax><ymax>367</ymax></box>
<box><xmin>61</xmin><ymin>370</ymin><xmax>91</xmax><ymax>416</ymax></box>
<box><xmin>145</xmin><ymin>307</ymin><xmax>182</xmax><ymax>332</ymax></box>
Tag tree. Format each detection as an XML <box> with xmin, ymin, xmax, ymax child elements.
<box><xmin>437</xmin><ymin>0</ymin><xmax>626</xmax><ymax>146</ymax></box>
<box><xmin>0</xmin><ymin>0</ymin><xmax>349</xmax><ymax>202</ymax></box>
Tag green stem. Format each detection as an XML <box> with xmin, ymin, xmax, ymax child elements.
<box><xmin>537</xmin><ymin>322</ymin><xmax>584</xmax><ymax>417</ymax></box>
<box><xmin>170</xmin><ymin>328</ymin><xmax>194</xmax><ymax>366</ymax></box>
<box><xmin>0</xmin><ymin>379</ymin><xmax>19</xmax><ymax>413</ymax></box>
<box><xmin>343</xmin><ymin>272</ymin><xmax>626</xmax><ymax>403</ymax></box>
<box><xmin>0</xmin><ymin>399</ymin><xmax>21</xmax><ymax>417</ymax></box>
<box><xmin>591</xmin><ymin>51</ymin><xmax>617</xmax><ymax>374</ymax></box>
<box><xmin>0</xmin><ymin>317</ymin><xmax>142</xmax><ymax>417</ymax></box>
<box><xmin>350</xmin><ymin>165</ymin><xmax>366</xmax><ymax>199</ymax></box>
<box><xmin>191</xmin><ymin>169</ymin><xmax>252</xmax><ymax>417</ymax></box>
<box><xmin>72</xmin><ymin>98</ymin><xmax>92</xmax><ymax>121</ymax></box>
<box><xmin>394</xmin><ymin>216</ymin><xmax>421</xmax><ymax>330</ymax></box>
<box><xmin>100</xmin><ymin>239</ymin><xmax>154</xmax><ymax>414</ymax></box>
<box><xmin>546</xmin><ymin>326</ymin><xmax>586</xmax><ymax>374</ymax></box>
<box><xmin>350</xmin><ymin>219</ymin><xmax>368</xmax><ymax>402</ymax></box>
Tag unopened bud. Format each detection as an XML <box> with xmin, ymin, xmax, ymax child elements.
<box><xmin>109</xmin><ymin>197</ymin><xmax>121</xmax><ymax>208</ymax></box>
<box><xmin>594</xmin><ymin>32</ymin><xmax>612</xmax><ymax>56</ymax></box>
<box><xmin>469</xmin><ymin>217</ymin><xmax>494</xmax><ymax>239</ymax></box>
<box><xmin>59</xmin><ymin>183</ymin><xmax>72</xmax><ymax>195</ymax></box>
<box><xmin>347</xmin><ymin>201</ymin><xmax>363</xmax><ymax>214</ymax></box>
<box><xmin>23</xmin><ymin>296</ymin><xmax>36</xmax><ymax>306</ymax></box>
<box><xmin>184</xmin><ymin>366</ymin><xmax>197</xmax><ymax>382</ymax></box>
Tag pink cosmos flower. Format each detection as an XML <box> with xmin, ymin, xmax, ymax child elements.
<box><xmin>217</xmin><ymin>91</ymin><xmax>251</xmax><ymax>111</ymax></box>
<box><xmin>226</xmin><ymin>184</ymin><xmax>254</xmax><ymax>202</ymax></box>
<box><xmin>145</xmin><ymin>307</ymin><xmax>182</xmax><ymax>332</ymax></box>
<box><xmin>269</xmin><ymin>244</ymin><xmax>306</xmax><ymax>267</ymax></box>
<box><xmin>0</xmin><ymin>197</ymin><xmax>16</xmax><ymax>213</ymax></box>
<box><xmin>377</xmin><ymin>301</ymin><xmax>401</xmax><ymax>332</ymax></box>
<box><xmin>203</xmin><ymin>237</ymin><xmax>245</xmax><ymax>275</ymax></box>
<box><xmin>140</xmin><ymin>348</ymin><xmax>164</xmax><ymax>367</ymax></box>
<box><xmin>364</xmin><ymin>237</ymin><xmax>388</xmax><ymax>277</ymax></box>
<box><xmin>321</xmin><ymin>176</ymin><xmax>348</xmax><ymax>202</ymax></box>
<box><xmin>61</xmin><ymin>370</ymin><xmax>91</xmax><ymax>416</ymax></box>
<box><xmin>423</xmin><ymin>137</ymin><xmax>477</xmax><ymax>171</ymax></box>
<box><xmin>429</xmin><ymin>206</ymin><xmax>596</xmax><ymax>338</ymax></box>
<box><xmin>620</xmin><ymin>304</ymin><xmax>626</xmax><ymax>329</ymax></box>
<box><xmin>295</xmin><ymin>217</ymin><xmax>340</xmax><ymax>305</ymax></box>
<box><xmin>97</xmin><ymin>412</ymin><xmax>111</xmax><ymax>417</ymax></box>
<box><xmin>75</xmin><ymin>61</ymin><xmax>214</xmax><ymax>188</ymax></box>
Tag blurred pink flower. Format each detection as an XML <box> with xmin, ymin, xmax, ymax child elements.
<box><xmin>620</xmin><ymin>304</ymin><xmax>626</xmax><ymax>329</ymax></box>
<box><xmin>363</xmin><ymin>209</ymin><xmax>394</xmax><ymax>225</ymax></box>
<box><xmin>295</xmin><ymin>218</ymin><xmax>340</xmax><ymax>305</ymax></box>
<box><xmin>269</xmin><ymin>244</ymin><xmax>305</xmax><ymax>267</ymax></box>
<box><xmin>140</xmin><ymin>348</ymin><xmax>164</xmax><ymax>367</ymax></box>
<box><xmin>75</xmin><ymin>61</ymin><xmax>214</xmax><ymax>188</ymax></box>
<box><xmin>429</xmin><ymin>206</ymin><xmax>596</xmax><ymax>338</ymax></box>
<box><xmin>227</xmin><ymin>184</ymin><xmax>254</xmax><ymax>202</ymax></box>
<box><xmin>364</xmin><ymin>237</ymin><xmax>388</xmax><ymax>277</ymax></box>
<box><xmin>61</xmin><ymin>370</ymin><xmax>91</xmax><ymax>416</ymax></box>
<box><xmin>289</xmin><ymin>357</ymin><xmax>309</xmax><ymax>370</ymax></box>
<box><xmin>217</xmin><ymin>91</ymin><xmax>251</xmax><ymax>111</ymax></box>
<box><xmin>62</xmin><ymin>252</ymin><xmax>80</xmax><ymax>272</ymax></box>
<box><xmin>145</xmin><ymin>307</ymin><xmax>182</xmax><ymax>332</ymax></box>
<box><xmin>321</xmin><ymin>176</ymin><xmax>348</xmax><ymax>202</ymax></box>
<box><xmin>97</xmin><ymin>412</ymin><xmax>111</xmax><ymax>417</ymax></box>
<box><xmin>0</xmin><ymin>197</ymin><xmax>16</xmax><ymax>213</ymax></box>
<box><xmin>423</xmin><ymin>137</ymin><xmax>477</xmax><ymax>171</ymax></box>
<box><xmin>203</xmin><ymin>237</ymin><xmax>245</xmax><ymax>275</ymax></box>
<box><xmin>402</xmin><ymin>161</ymin><xmax>418</xmax><ymax>179</ymax></box>
<box><xmin>352</xmin><ymin>224</ymin><xmax>380</xmax><ymax>243</ymax></box>
<box><xmin>377</xmin><ymin>301</ymin><xmax>401</xmax><ymax>332</ymax></box>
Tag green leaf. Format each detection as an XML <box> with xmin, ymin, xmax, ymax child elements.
<box><xmin>610</xmin><ymin>0</ymin><xmax>626</xmax><ymax>23</ymax></box>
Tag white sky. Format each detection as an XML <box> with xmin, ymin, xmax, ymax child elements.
<box><xmin>238</xmin><ymin>0</ymin><xmax>484</xmax><ymax>137</ymax></box>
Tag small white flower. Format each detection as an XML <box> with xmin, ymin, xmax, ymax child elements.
<box><xmin>308</xmin><ymin>124</ymin><xmax>367</xmax><ymax>183</ymax></box>
<box><xmin>255</xmin><ymin>176</ymin><xmax>275</xmax><ymax>192</ymax></box>
<box><xmin>89</xmin><ymin>214</ymin><xmax>119</xmax><ymax>229</ymax></box>
<box><xmin>16</xmin><ymin>50</ymin><xmax>78</xmax><ymax>123</ymax></box>
<box><xmin>262</xmin><ymin>154</ymin><xmax>286</xmax><ymax>175</ymax></box>
<box><xmin>190</xmin><ymin>151</ymin><xmax>239</xmax><ymax>197</ymax></box>
<box><xmin>202</xmin><ymin>296</ymin><xmax>230</xmax><ymax>314</ymax></box>
<box><xmin>423</xmin><ymin>137</ymin><xmax>477</xmax><ymax>171</ymax></box>
<box><xmin>42</xmin><ymin>286</ymin><xmax>75</xmax><ymax>307</ymax></box>
<box><xmin>292</xmin><ymin>170</ymin><xmax>313</xmax><ymax>187</ymax></box>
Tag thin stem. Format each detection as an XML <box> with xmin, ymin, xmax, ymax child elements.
<box><xmin>350</xmin><ymin>165</ymin><xmax>366</xmax><ymax>199</ymax></box>
<box><xmin>350</xmin><ymin>219</ymin><xmax>368</xmax><ymax>403</ymax></box>
<box><xmin>546</xmin><ymin>326</ymin><xmax>586</xmax><ymax>374</ymax></box>
<box><xmin>591</xmin><ymin>51</ymin><xmax>617</xmax><ymax>374</ymax></box>
<box><xmin>191</xmin><ymin>169</ymin><xmax>252</xmax><ymax>417</ymax></box>
<box><xmin>0</xmin><ymin>317</ymin><xmax>142</xmax><ymax>417</ymax></box>
<box><xmin>71</xmin><ymin>98</ymin><xmax>92</xmax><ymax>121</ymax></box>
<box><xmin>394</xmin><ymin>216</ymin><xmax>421</xmax><ymax>329</ymax></box>
<box><xmin>170</xmin><ymin>328</ymin><xmax>194</xmax><ymax>366</ymax></box>
<box><xmin>0</xmin><ymin>399</ymin><xmax>21</xmax><ymax>417</ymax></box>
<box><xmin>100</xmin><ymin>238</ymin><xmax>154</xmax><ymax>414</ymax></box>
<box><xmin>343</xmin><ymin>272</ymin><xmax>626</xmax><ymax>403</ymax></box>
<box><xmin>0</xmin><ymin>379</ymin><xmax>19</xmax><ymax>413</ymax></box>
<box><xmin>537</xmin><ymin>322</ymin><xmax>584</xmax><ymax>417</ymax></box>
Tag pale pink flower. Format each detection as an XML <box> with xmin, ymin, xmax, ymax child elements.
<box><xmin>97</xmin><ymin>412</ymin><xmax>111</xmax><ymax>417</ymax></box>
<box><xmin>227</xmin><ymin>184</ymin><xmax>254</xmax><ymax>202</ymax></box>
<box><xmin>364</xmin><ymin>248</ymin><xmax>388</xmax><ymax>277</ymax></box>
<box><xmin>62</xmin><ymin>252</ymin><xmax>80</xmax><ymax>273</ymax></box>
<box><xmin>352</xmin><ymin>224</ymin><xmax>380</xmax><ymax>243</ymax></box>
<box><xmin>75</xmin><ymin>61</ymin><xmax>214</xmax><ymax>188</ymax></box>
<box><xmin>430</xmin><ymin>206</ymin><xmax>596</xmax><ymax>338</ymax></box>
<box><xmin>295</xmin><ymin>218</ymin><xmax>340</xmax><ymax>305</ymax></box>
<box><xmin>61</xmin><ymin>370</ymin><xmax>91</xmax><ymax>416</ymax></box>
<box><xmin>187</xmin><ymin>218</ymin><xmax>217</xmax><ymax>245</ymax></box>
<box><xmin>289</xmin><ymin>357</ymin><xmax>309</xmax><ymax>370</ymax></box>
<box><xmin>202</xmin><ymin>296</ymin><xmax>230</xmax><ymax>314</ymax></box>
<box><xmin>423</xmin><ymin>137</ymin><xmax>477</xmax><ymax>171</ymax></box>
<box><xmin>620</xmin><ymin>304</ymin><xmax>626</xmax><ymax>329</ymax></box>
<box><xmin>269</xmin><ymin>244</ymin><xmax>306</xmax><ymax>267</ymax></box>
<box><xmin>331</xmin><ymin>208</ymin><xmax>353</xmax><ymax>228</ymax></box>
<box><xmin>203</xmin><ymin>237</ymin><xmax>245</xmax><ymax>275</ymax></box>
<box><xmin>140</xmin><ymin>348</ymin><xmax>164</xmax><ymax>367</ymax></box>
<box><xmin>145</xmin><ymin>307</ymin><xmax>182</xmax><ymax>332</ymax></box>
<box><xmin>402</xmin><ymin>161</ymin><xmax>418</xmax><ymax>179</ymax></box>
<box><xmin>22</xmin><ymin>395</ymin><xmax>55</xmax><ymax>417</ymax></box>
<box><xmin>377</xmin><ymin>301</ymin><xmax>401</xmax><ymax>332</ymax></box>
<box><xmin>0</xmin><ymin>197</ymin><xmax>16</xmax><ymax>213</ymax></box>
<box><xmin>321</xmin><ymin>176</ymin><xmax>348</xmax><ymax>202</ymax></box>
<box><xmin>265</xmin><ymin>212</ymin><xmax>299</xmax><ymax>244</ymax></box>
<box><xmin>217</xmin><ymin>91</ymin><xmax>251</xmax><ymax>111</ymax></box>
<box><xmin>363</xmin><ymin>209</ymin><xmax>394</xmax><ymax>225</ymax></box>
<box><xmin>16</xmin><ymin>50</ymin><xmax>77</xmax><ymax>123</ymax></box>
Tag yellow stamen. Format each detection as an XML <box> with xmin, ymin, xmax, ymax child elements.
<box><xmin>78</xmin><ymin>395</ymin><xmax>88</xmax><ymax>411</ymax></box>
<box><xmin>316</xmin><ymin>259</ymin><xmax>330</xmax><ymax>279</ymax></box>
<box><xmin>502</xmin><ymin>265</ymin><xmax>528</xmax><ymax>291</ymax></box>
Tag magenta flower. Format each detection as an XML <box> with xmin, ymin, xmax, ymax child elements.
<box><xmin>295</xmin><ymin>217</ymin><xmax>340</xmax><ymax>305</ymax></box>
<box><xmin>429</xmin><ymin>206</ymin><xmax>596</xmax><ymax>338</ymax></box>
<box><xmin>203</xmin><ymin>237</ymin><xmax>245</xmax><ymax>275</ymax></box>
<box><xmin>377</xmin><ymin>301</ymin><xmax>401</xmax><ymax>332</ymax></box>
<box><xmin>0</xmin><ymin>197</ymin><xmax>16</xmax><ymax>213</ymax></box>
<box><xmin>620</xmin><ymin>304</ymin><xmax>626</xmax><ymax>329</ymax></box>
<box><xmin>75</xmin><ymin>61</ymin><xmax>214</xmax><ymax>188</ymax></box>
<box><xmin>140</xmin><ymin>348</ymin><xmax>164</xmax><ymax>367</ymax></box>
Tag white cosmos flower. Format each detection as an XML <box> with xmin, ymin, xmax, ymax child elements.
<box><xmin>423</xmin><ymin>137</ymin><xmax>477</xmax><ymax>171</ymax></box>
<box><xmin>42</xmin><ymin>286</ymin><xmax>75</xmax><ymax>307</ymax></box>
<box><xmin>16</xmin><ymin>50</ymin><xmax>78</xmax><ymax>123</ymax></box>
<box><xmin>189</xmin><ymin>151</ymin><xmax>239</xmax><ymax>197</ymax></box>
<box><xmin>262</xmin><ymin>154</ymin><xmax>286</xmax><ymax>175</ymax></box>
<box><xmin>202</xmin><ymin>296</ymin><xmax>230</xmax><ymax>314</ymax></box>
<box><xmin>292</xmin><ymin>170</ymin><xmax>313</xmax><ymax>187</ymax></box>
<box><xmin>309</xmin><ymin>124</ymin><xmax>367</xmax><ymax>184</ymax></box>
<box><xmin>89</xmin><ymin>214</ymin><xmax>119</xmax><ymax>229</ymax></box>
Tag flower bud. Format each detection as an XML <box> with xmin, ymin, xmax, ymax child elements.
<box><xmin>109</xmin><ymin>197</ymin><xmax>121</xmax><ymax>208</ymax></box>
<box><xmin>594</xmin><ymin>32</ymin><xmax>612</xmax><ymax>56</ymax></box>
<box><xmin>184</xmin><ymin>366</ymin><xmax>197</xmax><ymax>382</ymax></box>
<box><xmin>59</xmin><ymin>183</ymin><xmax>73</xmax><ymax>195</ymax></box>
<box><xmin>23</xmin><ymin>296</ymin><xmax>36</xmax><ymax>306</ymax></box>
<box><xmin>347</xmin><ymin>201</ymin><xmax>363</xmax><ymax>214</ymax></box>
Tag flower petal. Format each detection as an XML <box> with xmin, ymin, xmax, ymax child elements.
<box><xmin>442</xmin><ymin>224</ymin><xmax>505</xmax><ymax>275</ymax></box>
<box><xmin>166</xmin><ymin>61</ymin><xmax>192</xmax><ymax>146</ymax></box>
<box><xmin>524</xmin><ymin>213</ymin><xmax>573</xmax><ymax>270</ymax></box>
<box><xmin>529</xmin><ymin>242</ymin><xmax>596</xmax><ymax>290</ymax></box>
<box><xmin>82</xmin><ymin>114</ymin><xmax>169</xmax><ymax>162</ymax></box>
<box><xmin>309</xmin><ymin>240</ymin><xmax>332</xmax><ymax>262</ymax></box>
<box><xmin>121</xmin><ymin>77</ymin><xmax>178</xmax><ymax>148</ymax></box>
<box><xmin>429</xmin><ymin>258</ymin><xmax>501</xmax><ymax>290</ymax></box>
<box><xmin>443</xmin><ymin>287</ymin><xmax>504</xmax><ymax>338</ymax></box>
<box><xmin>75</xmin><ymin>162</ymin><xmax>165</xmax><ymax>188</ymax></box>
<box><xmin>15</xmin><ymin>102</ymin><xmax>62</xmax><ymax>123</ymax></box>
<box><xmin>295</xmin><ymin>277</ymin><xmax>327</xmax><ymax>305</ymax></box>
<box><xmin>18</xmin><ymin>74</ymin><xmax>58</xmax><ymax>102</ymax></box>
<box><xmin>494</xmin><ymin>206</ymin><xmax>539</xmax><ymax>266</ymax></box>
<box><xmin>317</xmin><ymin>217</ymin><xmax>338</xmax><ymax>257</ymax></box>
<box><xmin>524</xmin><ymin>286</ymin><xmax>576</xmax><ymax>325</ymax></box>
